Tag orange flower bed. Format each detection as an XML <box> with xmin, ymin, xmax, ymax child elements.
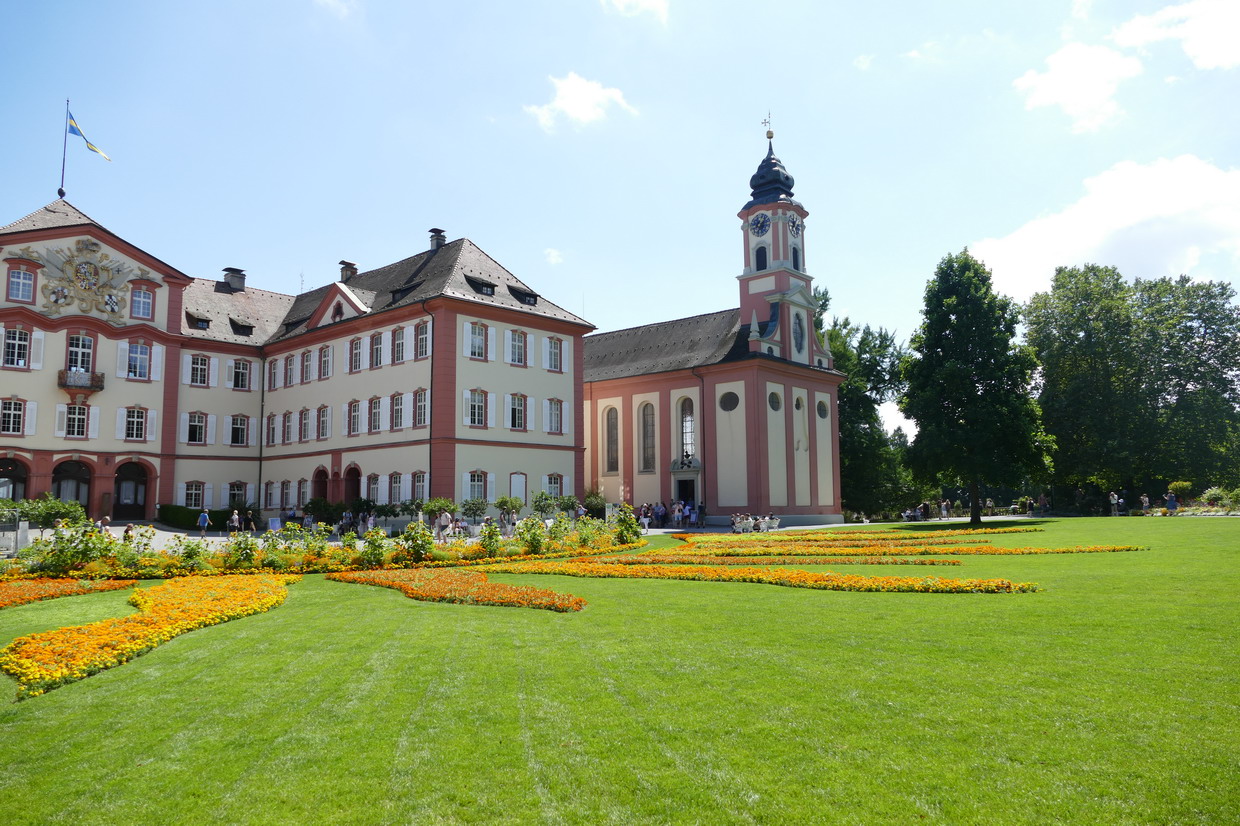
<box><xmin>664</xmin><ymin>542</ymin><xmax>1144</xmax><ymax>557</ymax></box>
<box><xmin>483</xmin><ymin>560</ymin><xmax>1038</xmax><ymax>594</ymax></box>
<box><xmin>0</xmin><ymin>578</ymin><xmax>137</xmax><ymax>610</ymax></box>
<box><xmin>673</xmin><ymin>526</ymin><xmax>1043</xmax><ymax>545</ymax></box>
<box><xmin>0</xmin><ymin>574</ymin><xmax>299</xmax><ymax>700</ymax></box>
<box><xmin>581</xmin><ymin>554</ymin><xmax>962</xmax><ymax>567</ymax></box>
<box><xmin>327</xmin><ymin>568</ymin><xmax>586</xmax><ymax>612</ymax></box>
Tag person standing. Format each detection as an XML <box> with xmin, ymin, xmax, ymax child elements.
<box><xmin>1109</xmin><ymin>491</ymin><xmax>1119</xmax><ymax>517</ymax></box>
<box><xmin>243</xmin><ymin>510</ymin><xmax>258</xmax><ymax>533</ymax></box>
<box><xmin>1165</xmin><ymin>491</ymin><xmax>1178</xmax><ymax>513</ymax></box>
<box><xmin>197</xmin><ymin>509</ymin><xmax>212</xmax><ymax>538</ymax></box>
<box><xmin>1140</xmin><ymin>493</ymin><xmax>1150</xmax><ymax>514</ymax></box>
<box><xmin>227</xmin><ymin>509</ymin><xmax>242</xmax><ymax>532</ymax></box>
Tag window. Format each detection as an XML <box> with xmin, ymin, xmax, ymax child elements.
<box><xmin>127</xmin><ymin>343</ymin><xmax>150</xmax><ymax>379</ymax></box>
<box><xmin>415</xmin><ymin>321</ymin><xmax>429</xmax><ymax>359</ymax></box>
<box><xmin>297</xmin><ymin>480</ymin><xmax>308</xmax><ymax>507</ymax></box>
<box><xmin>186</xmin><ymin>482</ymin><xmax>204</xmax><ymax>511</ymax></box>
<box><xmin>368</xmin><ymin>398</ymin><xmax>381</xmax><ymax>432</ymax></box>
<box><xmin>509</xmin><ymin>394</ymin><xmax>526</xmax><ymax>430</ymax></box>
<box><xmin>280</xmin><ymin>481</ymin><xmax>291</xmax><ymax>510</ymax></box>
<box><xmin>391</xmin><ymin>393</ymin><xmax>404</xmax><ymax>429</ymax></box>
<box><xmin>680</xmin><ymin>398</ymin><xmax>695</xmax><ymax>460</ymax></box>
<box><xmin>268</xmin><ymin>360</ymin><xmax>278</xmax><ymax>390</ymax></box>
<box><xmin>413</xmin><ymin>471</ymin><xmax>427</xmax><ymax>502</ymax></box>
<box><xmin>188</xmin><ymin>412</ymin><xmax>206</xmax><ymax>445</ymax></box>
<box><xmin>190</xmin><ymin>354</ymin><xmax>209</xmax><ymax>386</ymax></box>
<box><xmin>7</xmin><ymin>267</ymin><xmax>35</xmax><ymax>303</ymax></box>
<box><xmin>1</xmin><ymin>400</ymin><xmax>24</xmax><ymax>435</ymax></box>
<box><xmin>349</xmin><ymin>339</ymin><xmax>363</xmax><ymax>372</ymax></box>
<box><xmin>755</xmin><ymin>246</ymin><xmax>768</xmax><ymax>271</ymax></box>
<box><xmin>389</xmin><ymin>472</ymin><xmax>403</xmax><ymax>503</ymax></box>
<box><xmin>299</xmin><ymin>409</ymin><xmax>310</xmax><ymax>442</ymax></box>
<box><xmin>301</xmin><ymin>351</ymin><xmax>313</xmax><ymax>383</ymax></box>
<box><xmin>66</xmin><ymin>404</ymin><xmax>88</xmax><ymax>438</ymax></box>
<box><xmin>264</xmin><ymin>481</ymin><xmax>275</xmax><ymax>509</ymax></box>
<box><xmin>469</xmin><ymin>322</ymin><xmax>486</xmax><ymax>360</ymax></box>
<box><xmin>548</xmin><ymin>399</ymin><xmax>563</xmax><ymax>434</ymax></box>
<box><xmin>67</xmin><ymin>335</ymin><xmax>94</xmax><ymax>373</ymax></box>
<box><xmin>370</xmin><ymin>333</ymin><xmax>383</xmax><ymax>368</ymax></box>
<box><xmin>348</xmin><ymin>401</ymin><xmax>362</xmax><ymax>435</ymax></box>
<box><xmin>130</xmin><ymin>288</ymin><xmax>153</xmax><ymax>320</ymax></box>
<box><xmin>282</xmin><ymin>412</ymin><xmax>293</xmax><ymax>444</ymax></box>
<box><xmin>468</xmin><ymin>471</ymin><xmax>486</xmax><ymax>501</ymax></box>
<box><xmin>319</xmin><ymin>345</ymin><xmax>332</xmax><ymax>379</ymax></box>
<box><xmin>266</xmin><ymin>415</ymin><xmax>277</xmax><ymax>446</ymax></box>
<box><xmin>640</xmin><ymin>403</ymin><xmax>655</xmax><ymax>472</ymax></box>
<box><xmin>228</xmin><ymin>482</ymin><xmax>246</xmax><ymax>507</ymax></box>
<box><xmin>233</xmin><ymin>359</ymin><xmax>250</xmax><ymax>390</ymax></box>
<box><xmin>231</xmin><ymin>415</ymin><xmax>248</xmax><ymax>446</ymax></box>
<box><xmin>468</xmin><ymin>389</ymin><xmax>486</xmax><ymax>427</ymax></box>
<box><xmin>125</xmin><ymin>408</ymin><xmax>146</xmax><ymax>441</ymax></box>
<box><xmin>414</xmin><ymin>389</ymin><xmax>428</xmax><ymax>427</ymax></box>
<box><xmin>792</xmin><ymin>247</ymin><xmax>801</xmax><ymax>271</ymax></box>
<box><xmin>367</xmin><ymin>474</ymin><xmax>380</xmax><ymax>501</ymax></box>
<box><xmin>605</xmin><ymin>407</ymin><xmax>618</xmax><ymax>473</ymax></box>
<box><xmin>509</xmin><ymin>331</ymin><xmax>526</xmax><ymax>365</ymax></box>
<box><xmin>4</xmin><ymin>329</ymin><xmax>30</xmax><ymax>368</ymax></box>
<box><xmin>284</xmin><ymin>355</ymin><xmax>295</xmax><ymax>386</ymax></box>
<box><xmin>317</xmin><ymin>406</ymin><xmax>330</xmax><ymax>439</ymax></box>
<box><xmin>392</xmin><ymin>328</ymin><xmax>405</xmax><ymax>363</ymax></box>
<box><xmin>547</xmin><ymin>473</ymin><xmax>563</xmax><ymax>497</ymax></box>
<box><xmin>547</xmin><ymin>337</ymin><xmax>563</xmax><ymax>372</ymax></box>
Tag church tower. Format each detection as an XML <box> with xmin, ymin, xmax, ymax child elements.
<box><xmin>736</xmin><ymin>131</ymin><xmax>830</xmax><ymax>369</ymax></box>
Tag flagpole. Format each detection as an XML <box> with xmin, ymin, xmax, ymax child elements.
<box><xmin>58</xmin><ymin>98</ymin><xmax>69</xmax><ymax>198</ymax></box>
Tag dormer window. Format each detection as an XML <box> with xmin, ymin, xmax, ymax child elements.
<box><xmin>229</xmin><ymin>317</ymin><xmax>254</xmax><ymax>336</ymax></box>
<box><xmin>465</xmin><ymin>276</ymin><xmax>496</xmax><ymax>296</ymax></box>
<box><xmin>508</xmin><ymin>286</ymin><xmax>538</xmax><ymax>306</ymax></box>
<box><xmin>186</xmin><ymin>312</ymin><xmax>210</xmax><ymax>330</ymax></box>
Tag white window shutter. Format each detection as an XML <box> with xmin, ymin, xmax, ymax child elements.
<box><xmin>543</xmin><ymin>399</ymin><xmax>550</xmax><ymax>433</ymax></box>
<box><xmin>487</xmin><ymin>328</ymin><xmax>496</xmax><ymax>360</ymax></box>
<box><xmin>245</xmin><ymin>483</ymin><xmax>255</xmax><ymax>504</ymax></box>
<box><xmin>271</xmin><ymin>362</ymin><xmax>280</xmax><ymax>389</ymax></box>
<box><xmin>379</xmin><ymin>396</ymin><xmax>390</xmax><ymax>431</ymax></box>
<box><xmin>461</xmin><ymin>473</ymin><xmax>470</xmax><ymax>500</ymax></box>
<box><xmin>503</xmin><ymin>394</ymin><xmax>512</xmax><ymax>427</ymax></box>
<box><xmin>224</xmin><ymin>359</ymin><xmax>235</xmax><ymax>388</ymax></box>
<box><xmin>176</xmin><ymin>482</ymin><xmax>187</xmax><ymax>506</ymax></box>
<box><xmin>181</xmin><ymin>353</ymin><xmax>192</xmax><ymax>384</ymax></box>
<box><xmin>541</xmin><ymin>474</ymin><xmax>550</xmax><ymax>492</ymax></box>
<box><xmin>204</xmin><ymin>483</ymin><xmax>214</xmax><ymax>509</ymax></box>
<box><xmin>248</xmin><ymin>417</ymin><xmax>257</xmax><ymax>445</ymax></box>
<box><xmin>24</xmin><ymin>401</ymin><xmax>37</xmax><ymax>435</ymax></box>
<box><xmin>403</xmin><ymin>326</ymin><xmax>413</xmax><ymax>356</ymax></box>
<box><xmin>380</xmin><ymin>331</ymin><xmax>390</xmax><ymax>365</ymax></box>
<box><xmin>206</xmin><ymin>414</ymin><xmax>217</xmax><ymax>445</ymax></box>
<box><xmin>377</xmin><ymin>477</ymin><xmax>389</xmax><ymax>505</ymax></box>
<box><xmin>487</xmin><ymin>394</ymin><xmax>495</xmax><ymax>428</ymax></box>
<box><xmin>462</xmin><ymin>320</ymin><xmax>471</xmax><ymax>357</ymax></box>
<box><xmin>360</xmin><ymin>341</ymin><xmax>369</xmax><ymax>371</ymax></box>
<box><xmin>402</xmin><ymin>391</ymin><xmax>414</xmax><ymax>426</ymax></box>
<box><xmin>115</xmin><ymin>408</ymin><xmax>127</xmax><ymax>439</ymax></box>
<box><xmin>29</xmin><ymin>331</ymin><xmax>44</xmax><ymax>370</ymax></box>
<box><xmin>116</xmin><ymin>342</ymin><xmax>129</xmax><ymax>377</ymax></box>
<box><xmin>542</xmin><ymin>337</ymin><xmax>550</xmax><ymax>368</ymax></box>
<box><xmin>564</xmin><ymin>475</ymin><xmax>573</xmax><ymax>497</ymax></box>
<box><xmin>307</xmin><ymin>354</ymin><xmax>317</xmax><ymax>381</ymax></box>
<box><xmin>152</xmin><ymin>345</ymin><xmax>164</xmax><ymax>381</ymax></box>
<box><xmin>88</xmin><ymin>407</ymin><xmax>99</xmax><ymax>439</ymax></box>
<box><xmin>486</xmin><ymin>472</ymin><xmax>496</xmax><ymax>503</ymax></box>
<box><xmin>54</xmin><ymin>405</ymin><xmax>67</xmax><ymax>437</ymax></box>
<box><xmin>462</xmin><ymin>390</ymin><xmax>471</xmax><ymax>426</ymax></box>
<box><xmin>209</xmin><ymin>357</ymin><xmax>219</xmax><ymax>387</ymax></box>
<box><xmin>147</xmin><ymin>410</ymin><xmax>158</xmax><ymax>442</ymax></box>
<box><xmin>326</xmin><ymin>346</ymin><xmax>333</xmax><ymax>377</ymax></box>
<box><xmin>504</xmin><ymin>330</ymin><xmax>514</xmax><ymax>364</ymax></box>
<box><xmin>291</xmin><ymin>356</ymin><xmax>300</xmax><ymax>385</ymax></box>
<box><xmin>324</xmin><ymin>406</ymin><xmax>332</xmax><ymax>438</ymax></box>
<box><xmin>307</xmin><ymin>412</ymin><xmax>317</xmax><ymax>441</ymax></box>
<box><xmin>179</xmin><ymin>412</ymin><xmax>190</xmax><ymax>443</ymax></box>
<box><xmin>402</xmin><ymin>473</ymin><xmax>412</xmax><ymax>501</ymax></box>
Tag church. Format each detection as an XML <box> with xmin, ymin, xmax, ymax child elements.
<box><xmin>0</xmin><ymin>138</ymin><xmax>842</xmax><ymax>525</ymax></box>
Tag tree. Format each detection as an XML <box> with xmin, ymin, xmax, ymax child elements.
<box><xmin>900</xmin><ymin>250</ymin><xmax>1054</xmax><ymax>525</ymax></box>
<box><xmin>493</xmin><ymin>495</ymin><xmax>524</xmax><ymax>519</ymax></box>
<box><xmin>459</xmin><ymin>498</ymin><xmax>488</xmax><ymax>524</ymax></box>
<box><xmin>530</xmin><ymin>491</ymin><xmax>557</xmax><ymax>518</ymax></box>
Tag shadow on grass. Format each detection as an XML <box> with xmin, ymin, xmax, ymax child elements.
<box><xmin>890</xmin><ymin>519</ymin><xmax>1059</xmax><ymax>531</ymax></box>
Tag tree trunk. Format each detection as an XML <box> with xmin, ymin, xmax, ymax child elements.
<box><xmin>969</xmin><ymin>480</ymin><xmax>983</xmax><ymax>526</ymax></box>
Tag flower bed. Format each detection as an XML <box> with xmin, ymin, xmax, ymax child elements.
<box><xmin>481</xmin><ymin>560</ymin><xmax>1039</xmax><ymax>594</ymax></box>
<box><xmin>580</xmin><ymin>554</ymin><xmax>963</xmax><ymax>567</ymax></box>
<box><xmin>664</xmin><ymin>539</ymin><xmax>1144</xmax><ymax>557</ymax></box>
<box><xmin>673</xmin><ymin>526</ymin><xmax>1045</xmax><ymax>545</ymax></box>
<box><xmin>327</xmin><ymin>568</ymin><xmax>585</xmax><ymax>612</ymax></box>
<box><xmin>0</xmin><ymin>574</ymin><xmax>299</xmax><ymax>700</ymax></box>
<box><xmin>0</xmin><ymin>578</ymin><xmax>137</xmax><ymax>610</ymax></box>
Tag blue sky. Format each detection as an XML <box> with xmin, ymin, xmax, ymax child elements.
<box><xmin>5</xmin><ymin>1</ymin><xmax>1238</xmax><ymax>428</ymax></box>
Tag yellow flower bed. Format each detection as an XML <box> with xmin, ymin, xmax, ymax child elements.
<box><xmin>0</xmin><ymin>574</ymin><xmax>299</xmax><ymax>700</ymax></box>
<box><xmin>581</xmin><ymin>554</ymin><xmax>963</xmax><ymax>567</ymax></box>
<box><xmin>0</xmin><ymin>578</ymin><xmax>137</xmax><ymax>610</ymax></box>
<box><xmin>328</xmin><ymin>569</ymin><xmax>585</xmax><ymax>612</ymax></box>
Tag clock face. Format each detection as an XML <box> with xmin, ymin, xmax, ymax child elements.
<box><xmin>749</xmin><ymin>213</ymin><xmax>771</xmax><ymax>237</ymax></box>
<box><xmin>788</xmin><ymin>215</ymin><xmax>803</xmax><ymax>237</ymax></box>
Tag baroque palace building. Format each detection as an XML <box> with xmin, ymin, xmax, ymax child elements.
<box><xmin>0</xmin><ymin>138</ymin><xmax>843</xmax><ymax>524</ymax></box>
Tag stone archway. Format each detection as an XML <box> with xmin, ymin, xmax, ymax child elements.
<box><xmin>0</xmin><ymin>458</ymin><xmax>28</xmax><ymax>501</ymax></box>
<box><xmin>52</xmin><ymin>460</ymin><xmax>91</xmax><ymax>507</ymax></box>
<box><xmin>343</xmin><ymin>466</ymin><xmax>361</xmax><ymax>504</ymax></box>
<box><xmin>312</xmin><ymin>467</ymin><xmax>328</xmax><ymax>501</ymax></box>
<box><xmin>112</xmin><ymin>462</ymin><xmax>148</xmax><ymax>520</ymax></box>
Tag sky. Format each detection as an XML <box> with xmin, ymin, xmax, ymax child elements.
<box><xmin>4</xmin><ymin>1</ymin><xmax>1239</xmax><ymax>431</ymax></box>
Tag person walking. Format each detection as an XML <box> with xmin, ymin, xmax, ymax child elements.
<box><xmin>227</xmin><ymin>509</ymin><xmax>242</xmax><ymax>532</ymax></box>
<box><xmin>197</xmin><ymin>509</ymin><xmax>212</xmax><ymax>538</ymax></box>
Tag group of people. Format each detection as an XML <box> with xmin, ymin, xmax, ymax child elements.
<box><xmin>1108</xmin><ymin>491</ymin><xmax>1178</xmax><ymax>516</ymax></box>
<box><xmin>635</xmin><ymin>501</ymin><xmax>703</xmax><ymax>533</ymax></box>
<box><xmin>729</xmin><ymin>513</ymin><xmax>778</xmax><ymax>533</ymax></box>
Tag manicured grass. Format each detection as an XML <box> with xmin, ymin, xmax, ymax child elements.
<box><xmin>0</xmin><ymin>518</ymin><xmax>1236</xmax><ymax>824</ymax></box>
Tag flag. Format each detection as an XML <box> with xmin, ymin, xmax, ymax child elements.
<box><xmin>67</xmin><ymin>111</ymin><xmax>111</xmax><ymax>161</ymax></box>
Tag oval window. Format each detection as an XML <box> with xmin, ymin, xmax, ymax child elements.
<box><xmin>719</xmin><ymin>392</ymin><xmax>739</xmax><ymax>412</ymax></box>
<box><xmin>794</xmin><ymin>397</ymin><xmax>803</xmax><ymax>411</ymax></box>
<box><xmin>768</xmin><ymin>392</ymin><xmax>782</xmax><ymax>411</ymax></box>
<box><xmin>817</xmin><ymin>400</ymin><xmax>828</xmax><ymax>419</ymax></box>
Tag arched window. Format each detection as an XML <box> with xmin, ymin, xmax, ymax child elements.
<box><xmin>755</xmin><ymin>246</ymin><xmax>768</xmax><ymax>271</ymax></box>
<box><xmin>680</xmin><ymin>398</ymin><xmax>695</xmax><ymax>460</ymax></box>
<box><xmin>792</xmin><ymin>247</ymin><xmax>801</xmax><ymax>271</ymax></box>
<box><xmin>640</xmin><ymin>403</ymin><xmax>655</xmax><ymax>472</ymax></box>
<box><xmin>605</xmin><ymin>407</ymin><xmax>619</xmax><ymax>473</ymax></box>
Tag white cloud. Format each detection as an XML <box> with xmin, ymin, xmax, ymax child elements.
<box><xmin>903</xmin><ymin>41</ymin><xmax>942</xmax><ymax>61</ymax></box>
<box><xmin>314</xmin><ymin>0</ymin><xmax>358</xmax><ymax>19</ymax></box>
<box><xmin>1013</xmin><ymin>43</ymin><xmax>1142</xmax><ymax>132</ymax></box>
<box><xmin>544</xmin><ymin>248</ymin><xmax>564</xmax><ymax>265</ymax></box>
<box><xmin>524</xmin><ymin>72</ymin><xmax>639</xmax><ymax>133</ymax></box>
<box><xmin>600</xmin><ymin>0</ymin><xmax>668</xmax><ymax>24</ymax></box>
<box><xmin>853</xmin><ymin>54</ymin><xmax>875</xmax><ymax>70</ymax></box>
<box><xmin>1072</xmin><ymin>0</ymin><xmax>1093</xmax><ymax>20</ymax></box>
<box><xmin>971</xmin><ymin>155</ymin><xmax>1240</xmax><ymax>302</ymax></box>
<box><xmin>1112</xmin><ymin>0</ymin><xmax>1240</xmax><ymax>70</ymax></box>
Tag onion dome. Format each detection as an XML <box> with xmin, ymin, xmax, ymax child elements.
<box><xmin>742</xmin><ymin>141</ymin><xmax>802</xmax><ymax>210</ymax></box>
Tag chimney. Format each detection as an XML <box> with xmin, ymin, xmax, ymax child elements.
<box><xmin>429</xmin><ymin>228</ymin><xmax>446</xmax><ymax>250</ymax></box>
<box><xmin>339</xmin><ymin>260</ymin><xmax>357</xmax><ymax>281</ymax></box>
<box><xmin>222</xmin><ymin>267</ymin><xmax>246</xmax><ymax>291</ymax></box>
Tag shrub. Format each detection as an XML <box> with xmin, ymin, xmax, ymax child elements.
<box><xmin>1201</xmin><ymin>487</ymin><xmax>1232</xmax><ymax>508</ymax></box>
<box><xmin>557</xmin><ymin>495</ymin><xmax>580</xmax><ymax>516</ymax></box>
<box><xmin>359</xmin><ymin>529</ymin><xmax>388</xmax><ymax>567</ymax></box>
<box><xmin>531</xmin><ymin>491</ymin><xmax>558</xmax><ymax>518</ymax></box>
<box><xmin>393</xmin><ymin>521</ymin><xmax>434</xmax><ymax>564</ymax></box>
<box><xmin>478</xmin><ymin>522</ymin><xmax>501</xmax><ymax>557</ymax></box>
<box><xmin>1168</xmin><ymin>481</ymin><xmax>1194</xmax><ymax>502</ymax></box>
<box><xmin>515</xmin><ymin>517</ymin><xmax>547</xmax><ymax>555</ymax></box>
<box><xmin>583</xmin><ymin>489</ymin><xmax>607</xmax><ymax>519</ymax></box>
<box><xmin>611</xmin><ymin>503</ymin><xmax>642</xmax><ymax>545</ymax></box>
<box><xmin>494</xmin><ymin>496</ymin><xmax>524</xmax><ymax>519</ymax></box>
<box><xmin>460</xmin><ymin>498</ymin><xmax>488</xmax><ymax>524</ymax></box>
<box><xmin>423</xmin><ymin>497</ymin><xmax>456</xmax><ymax>520</ymax></box>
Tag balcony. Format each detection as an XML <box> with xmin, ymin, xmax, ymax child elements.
<box><xmin>58</xmin><ymin>369</ymin><xmax>106</xmax><ymax>392</ymax></box>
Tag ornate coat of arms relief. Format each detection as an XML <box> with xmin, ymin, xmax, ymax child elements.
<box><xmin>17</xmin><ymin>239</ymin><xmax>152</xmax><ymax>322</ymax></box>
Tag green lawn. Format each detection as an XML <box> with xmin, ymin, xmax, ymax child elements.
<box><xmin>0</xmin><ymin>518</ymin><xmax>1236</xmax><ymax>824</ymax></box>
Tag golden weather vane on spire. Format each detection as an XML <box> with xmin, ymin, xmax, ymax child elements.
<box><xmin>762</xmin><ymin>112</ymin><xmax>773</xmax><ymax>140</ymax></box>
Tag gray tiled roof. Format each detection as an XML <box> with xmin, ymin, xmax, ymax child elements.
<box><xmin>583</xmin><ymin>309</ymin><xmax>750</xmax><ymax>381</ymax></box>
<box><xmin>180</xmin><ymin>279</ymin><xmax>297</xmax><ymax>346</ymax></box>
<box><xmin>0</xmin><ymin>200</ymin><xmax>101</xmax><ymax>235</ymax></box>
<box><xmin>269</xmin><ymin>237</ymin><xmax>591</xmax><ymax>343</ymax></box>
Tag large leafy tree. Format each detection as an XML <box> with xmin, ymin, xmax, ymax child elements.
<box><xmin>900</xmin><ymin>250</ymin><xmax>1054</xmax><ymax>524</ymax></box>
